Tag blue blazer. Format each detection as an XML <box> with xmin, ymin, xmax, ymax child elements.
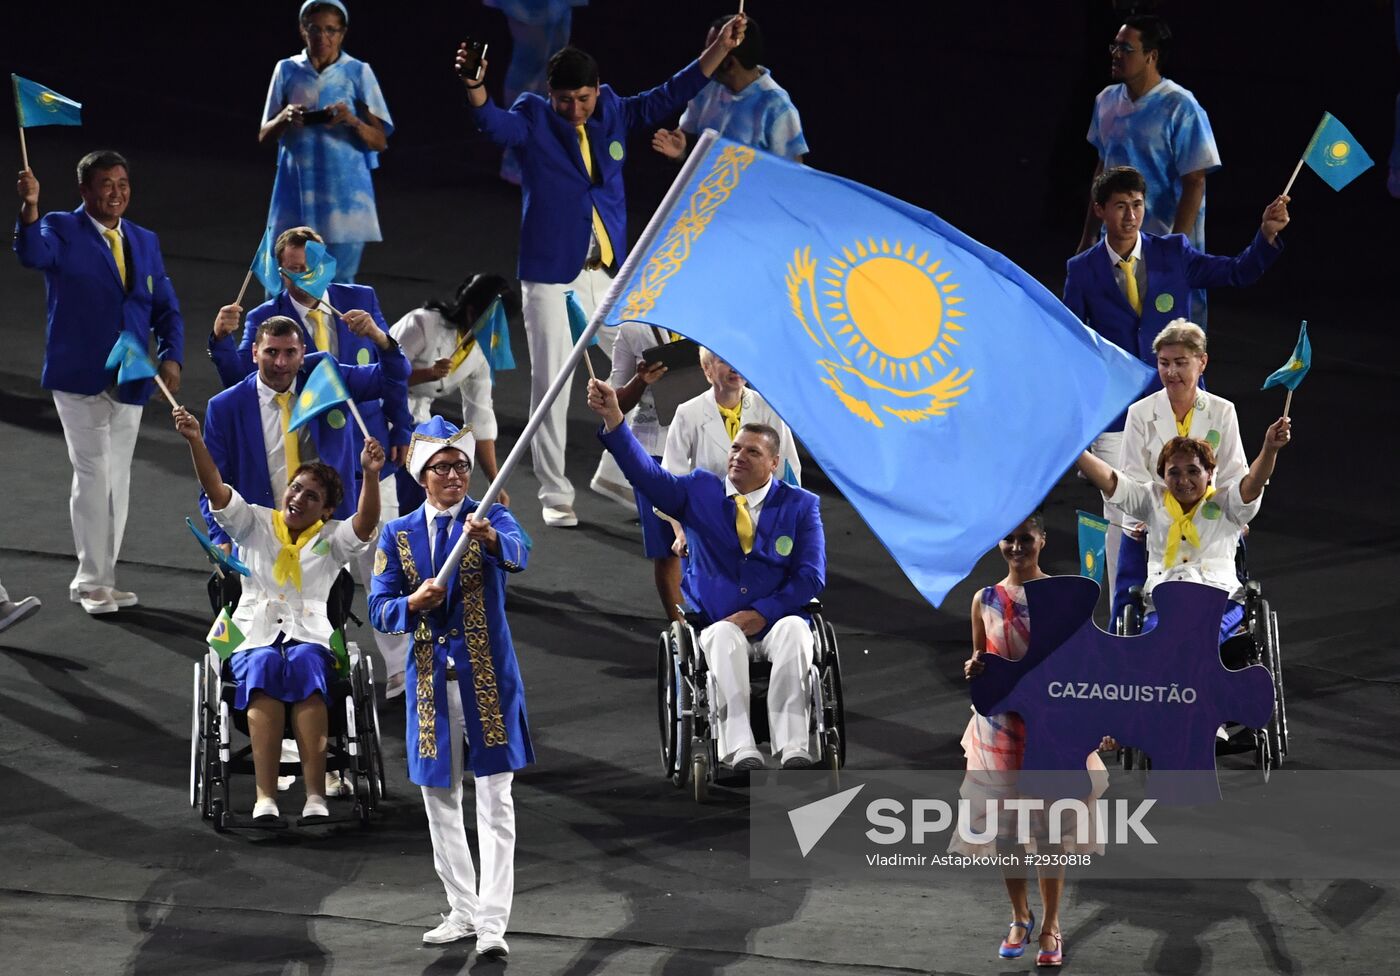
<box><xmin>207</xmin><ymin>284</ymin><xmax>413</xmax><ymax>474</ymax></box>
<box><xmin>600</xmin><ymin>421</ymin><xmax>825</xmax><ymax>637</ymax></box>
<box><xmin>369</xmin><ymin>500</ymin><xmax>533</xmax><ymax>784</ymax></box>
<box><xmin>471</xmin><ymin>61</ymin><xmax>709</xmax><ymax>283</ymax></box>
<box><xmin>1063</xmin><ymin>230</ymin><xmax>1282</xmax><ymax>429</ymax></box>
<box><xmin>199</xmin><ymin>351</ymin><xmax>408</xmax><ymax>545</ymax></box>
<box><xmin>13</xmin><ymin>206</ymin><xmax>184</xmax><ymax>403</ymax></box>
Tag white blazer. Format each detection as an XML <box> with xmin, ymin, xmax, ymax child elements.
<box><xmin>211</xmin><ymin>489</ymin><xmax>368</xmax><ymax>648</ymax></box>
<box><xmin>1119</xmin><ymin>388</ymin><xmax>1247</xmax><ymax>511</ymax></box>
<box><xmin>661</xmin><ymin>386</ymin><xmax>802</xmax><ymax>483</ymax></box>
<box><xmin>390</xmin><ymin>308</ymin><xmax>493</xmax><ymax>426</ymax></box>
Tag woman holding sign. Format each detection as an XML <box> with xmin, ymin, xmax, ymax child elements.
<box><xmin>174</xmin><ymin>404</ymin><xmax>383</xmax><ymax>822</ymax></box>
<box><xmin>960</xmin><ymin>513</ymin><xmax>1108</xmax><ymax>968</ymax></box>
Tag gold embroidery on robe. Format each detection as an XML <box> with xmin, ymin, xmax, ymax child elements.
<box><xmin>459</xmin><ymin>539</ymin><xmax>508</xmax><ymax>747</ymax></box>
<box><xmin>398</xmin><ymin>530</ymin><xmax>437</xmax><ymax>760</ymax></box>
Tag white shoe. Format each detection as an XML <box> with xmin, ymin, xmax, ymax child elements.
<box><xmin>79</xmin><ymin>588</ymin><xmax>118</xmax><ymax>616</ymax></box>
<box><xmin>107</xmin><ymin>588</ymin><xmax>139</xmax><ymax>608</ymax></box>
<box><xmin>541</xmin><ymin>504</ymin><xmax>579</xmax><ymax>527</ymax></box>
<box><xmin>423</xmin><ymin>912</ymin><xmax>476</xmax><ymax>945</ymax></box>
<box><xmin>325</xmin><ymin>771</ymin><xmax>352</xmax><ymax>797</ymax></box>
<box><xmin>277</xmin><ymin>775</ymin><xmax>295</xmax><ymax>792</ymax></box>
<box><xmin>252</xmin><ymin>797</ymin><xmax>280</xmax><ymax>820</ymax></box>
<box><xmin>302</xmin><ymin>795</ymin><xmax>329</xmax><ymax>818</ymax></box>
<box><xmin>589</xmin><ymin>475</ymin><xmax>636</xmax><ymax>511</ymax></box>
<box><xmin>0</xmin><ymin>596</ymin><xmax>41</xmax><ymax>633</ymax></box>
<box><xmin>476</xmin><ymin>932</ymin><xmax>510</xmax><ymax>957</ymax></box>
<box><xmin>385</xmin><ymin>671</ymin><xmax>406</xmax><ymax>699</ymax></box>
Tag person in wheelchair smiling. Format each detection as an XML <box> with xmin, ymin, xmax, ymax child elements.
<box><xmin>588</xmin><ymin>377</ymin><xmax>825</xmax><ymax>772</ymax></box>
<box><xmin>1075</xmin><ymin>414</ymin><xmax>1291</xmax><ymax>639</ymax></box>
<box><xmin>174</xmin><ymin>404</ymin><xmax>383</xmax><ymax>822</ymax></box>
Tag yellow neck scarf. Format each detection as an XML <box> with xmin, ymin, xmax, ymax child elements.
<box><xmin>716</xmin><ymin>400</ymin><xmax>743</xmax><ymax>441</ymax></box>
<box><xmin>1175</xmin><ymin>406</ymin><xmax>1195</xmax><ymax>438</ymax></box>
<box><xmin>271</xmin><ymin>510</ymin><xmax>325</xmax><ymax>590</ymax></box>
<box><xmin>1162</xmin><ymin>485</ymin><xmax>1215</xmax><ymax>568</ymax></box>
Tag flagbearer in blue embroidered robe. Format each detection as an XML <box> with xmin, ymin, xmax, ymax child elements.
<box><xmin>369</xmin><ymin>417</ymin><xmax>531</xmax><ymax>957</ymax></box>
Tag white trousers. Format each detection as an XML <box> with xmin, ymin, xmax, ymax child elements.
<box><xmin>421</xmin><ymin>677</ymin><xmax>516</xmax><ymax>937</ymax></box>
<box><xmin>51</xmin><ymin>391</ymin><xmax>143</xmax><ymax>591</ymax></box>
<box><xmin>699</xmin><ymin>616</ymin><xmax>814</xmax><ymax>764</ymax></box>
<box><xmin>1089</xmin><ymin>430</ymin><xmax>1125</xmax><ymax>600</ymax></box>
<box><xmin>520</xmin><ymin>267</ymin><xmax>618</xmax><ymax>507</ymax></box>
<box><xmin>352</xmin><ymin>475</ymin><xmax>409</xmax><ymax>675</ymax></box>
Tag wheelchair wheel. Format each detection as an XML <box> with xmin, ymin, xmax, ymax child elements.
<box><xmin>658</xmin><ymin>623</ymin><xmax>696</xmax><ymax>789</ymax></box>
<box><xmin>1267</xmin><ymin>607</ymin><xmax>1289</xmax><ymax>762</ymax></box>
<box><xmin>1117</xmin><ymin>603</ymin><xmax>1141</xmax><ymax>637</ymax></box>
<box><xmin>189</xmin><ymin>662</ymin><xmax>204</xmax><ymax>811</ymax></box>
<box><xmin>820</xmin><ymin>619</ymin><xmax>847</xmax><ymax>769</ymax></box>
<box><xmin>364</xmin><ymin>655</ymin><xmax>389</xmax><ymax>800</ymax></box>
<box><xmin>824</xmin><ymin>730</ymin><xmax>841</xmax><ymax>791</ymax></box>
<box><xmin>690</xmin><ymin>739</ymin><xmax>709</xmax><ymax>804</ymax></box>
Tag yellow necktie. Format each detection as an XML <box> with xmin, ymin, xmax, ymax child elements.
<box><xmin>1119</xmin><ymin>255</ymin><xmax>1141</xmax><ymax>315</ymax></box>
<box><xmin>307</xmin><ymin>308</ymin><xmax>331</xmax><ymax>353</ymax></box>
<box><xmin>716</xmin><ymin>400</ymin><xmax>743</xmax><ymax>442</ymax></box>
<box><xmin>576</xmin><ymin>124</ymin><xmax>615</xmax><ymax>268</ymax></box>
<box><xmin>734</xmin><ymin>494</ymin><xmax>755</xmax><ymax>554</ymax></box>
<box><xmin>1175</xmin><ymin>407</ymin><xmax>1195</xmax><ymax>438</ymax></box>
<box><xmin>103</xmin><ymin>228</ymin><xmax>127</xmax><ymax>288</ymax></box>
<box><xmin>447</xmin><ymin>330</ymin><xmax>477</xmax><ymax>373</ymax></box>
<box><xmin>274</xmin><ymin>390</ymin><xmax>301</xmax><ymax>475</ymax></box>
<box><xmin>1162</xmin><ymin>485</ymin><xmax>1215</xmax><ymax>568</ymax></box>
<box><xmin>270</xmin><ymin>510</ymin><xmax>325</xmax><ymax>591</ymax></box>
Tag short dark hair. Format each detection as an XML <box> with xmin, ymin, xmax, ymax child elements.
<box><xmin>709</xmin><ymin>14</ymin><xmax>765</xmax><ymax>69</ymax></box>
<box><xmin>288</xmin><ymin>461</ymin><xmax>344</xmax><ymax>512</ymax></box>
<box><xmin>738</xmin><ymin>422</ymin><xmax>781</xmax><ymax>457</ymax></box>
<box><xmin>77</xmin><ymin>150</ymin><xmax>129</xmax><ymax>185</ymax></box>
<box><xmin>274</xmin><ymin>225</ymin><xmax>324</xmax><ymax>262</ymax></box>
<box><xmin>1092</xmin><ymin>166</ymin><xmax>1147</xmax><ymax>205</ymax></box>
<box><xmin>547</xmin><ymin>47</ymin><xmax>599</xmax><ymax>90</ymax></box>
<box><xmin>300</xmin><ymin>2</ymin><xmax>346</xmax><ymax>27</ymax></box>
<box><xmin>1156</xmin><ymin>436</ymin><xmax>1216</xmax><ymax>478</ymax></box>
<box><xmin>1123</xmin><ymin>15</ymin><xmax>1171</xmax><ymax>66</ymax></box>
<box><xmin>1024</xmin><ymin>508</ymin><xmax>1046</xmax><ymax>535</ymax></box>
<box><xmin>253</xmin><ymin>315</ymin><xmax>306</xmax><ymax>347</ymax></box>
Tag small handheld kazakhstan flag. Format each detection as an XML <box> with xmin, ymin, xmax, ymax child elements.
<box><xmin>565</xmin><ymin>290</ymin><xmax>599</xmax><ymax>347</ymax></box>
<box><xmin>104</xmin><ymin>331</ymin><xmax>159</xmax><ymax>385</ymax></box>
<box><xmin>600</xmin><ymin>133</ymin><xmax>1152</xmax><ymax>605</ymax></box>
<box><xmin>206</xmin><ymin>608</ymin><xmax>246</xmax><ymax>661</ymax></box>
<box><xmin>1077</xmin><ymin>511</ymin><xmax>1109</xmax><ymax>586</ymax></box>
<box><xmin>251</xmin><ymin>226</ymin><xmax>282</xmax><ymax>296</ymax></box>
<box><xmin>287</xmin><ymin>356</ymin><xmax>352</xmax><ymax>433</ymax></box>
<box><xmin>1301</xmin><ymin>113</ymin><xmax>1374</xmax><ymax>191</ymax></box>
<box><xmin>1261</xmin><ymin>321</ymin><xmax>1311</xmax><ymax>392</ymax></box>
<box><xmin>12</xmin><ymin>74</ymin><xmax>81</xmax><ymax>127</ymax></box>
<box><xmin>478</xmin><ymin>296</ymin><xmax>515</xmax><ymax>374</ymax></box>
<box><xmin>185</xmin><ymin>517</ymin><xmax>251</xmax><ymax>577</ymax></box>
<box><xmin>283</xmin><ymin>239</ymin><xmax>337</xmax><ymax>299</ymax></box>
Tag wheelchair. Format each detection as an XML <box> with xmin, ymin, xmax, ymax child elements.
<box><xmin>656</xmin><ymin>602</ymin><xmax>846</xmax><ymax>802</ymax></box>
<box><xmin>1114</xmin><ymin>571</ymin><xmax>1288</xmax><ymax>778</ymax></box>
<box><xmin>189</xmin><ymin>568</ymin><xmax>388</xmax><ymax>830</ymax></box>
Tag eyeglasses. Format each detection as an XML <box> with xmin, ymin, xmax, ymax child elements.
<box><xmin>425</xmin><ymin>461</ymin><xmax>471</xmax><ymax>477</ymax></box>
<box><xmin>1108</xmin><ymin>42</ymin><xmax>1140</xmax><ymax>55</ymax></box>
<box><xmin>304</xmin><ymin>25</ymin><xmax>345</xmax><ymax>38</ymax></box>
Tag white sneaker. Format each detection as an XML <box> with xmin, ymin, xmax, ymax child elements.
<box><xmin>589</xmin><ymin>475</ymin><xmax>636</xmax><ymax>511</ymax></box>
<box><xmin>277</xmin><ymin>775</ymin><xmax>296</xmax><ymax>792</ymax></box>
<box><xmin>0</xmin><ymin>596</ymin><xmax>41</xmax><ymax>633</ymax></box>
<box><xmin>107</xmin><ymin>588</ymin><xmax>139</xmax><ymax>608</ymax></box>
<box><xmin>476</xmin><ymin>932</ymin><xmax>509</xmax><ymax>957</ymax></box>
<box><xmin>252</xmin><ymin>797</ymin><xmax>280</xmax><ymax>820</ymax></box>
<box><xmin>423</xmin><ymin>912</ymin><xmax>475</xmax><ymax>945</ymax></box>
<box><xmin>385</xmin><ymin>671</ymin><xmax>406</xmax><ymax>699</ymax></box>
<box><xmin>542</xmin><ymin>504</ymin><xmax>579</xmax><ymax>527</ymax></box>
<box><xmin>79</xmin><ymin>588</ymin><xmax>118</xmax><ymax>616</ymax></box>
<box><xmin>325</xmin><ymin>771</ymin><xmax>352</xmax><ymax>797</ymax></box>
<box><xmin>302</xmin><ymin>795</ymin><xmax>329</xmax><ymax>818</ymax></box>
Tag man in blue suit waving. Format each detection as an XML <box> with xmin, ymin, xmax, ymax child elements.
<box><xmin>588</xmin><ymin>377</ymin><xmax>825</xmax><ymax>771</ymax></box>
<box><xmin>457</xmin><ymin>15</ymin><xmax>747</xmax><ymax>528</ymax></box>
<box><xmin>14</xmin><ymin>151</ymin><xmax>185</xmax><ymax>615</ymax></box>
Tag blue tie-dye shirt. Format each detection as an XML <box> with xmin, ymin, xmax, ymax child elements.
<box><xmin>679</xmin><ymin>68</ymin><xmax>808</xmax><ymax>162</ymax></box>
<box><xmin>1087</xmin><ymin>78</ymin><xmax>1220</xmax><ymax>250</ymax></box>
<box><xmin>262</xmin><ymin>51</ymin><xmax>394</xmax><ymax>245</ymax></box>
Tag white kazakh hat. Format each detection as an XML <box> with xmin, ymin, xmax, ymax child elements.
<box><xmin>405</xmin><ymin>416</ymin><xmax>475</xmax><ymax>482</ymax></box>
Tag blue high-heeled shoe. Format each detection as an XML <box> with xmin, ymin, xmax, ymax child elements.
<box><xmin>999</xmin><ymin>910</ymin><xmax>1036</xmax><ymax>958</ymax></box>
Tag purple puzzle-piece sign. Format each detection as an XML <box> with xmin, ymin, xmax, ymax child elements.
<box><xmin>969</xmin><ymin>576</ymin><xmax>1275</xmax><ymax>804</ymax></box>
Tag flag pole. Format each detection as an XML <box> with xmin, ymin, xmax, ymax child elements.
<box><xmin>18</xmin><ymin>125</ymin><xmax>29</xmax><ymax>171</ymax></box>
<box><xmin>430</xmin><ymin>129</ymin><xmax>721</xmax><ymax>586</ymax></box>
<box><xmin>1281</xmin><ymin>156</ymin><xmax>1306</xmax><ymax>197</ymax></box>
<box><xmin>343</xmin><ymin>397</ymin><xmax>372</xmax><ymax>440</ymax></box>
<box><xmin>279</xmin><ymin>270</ymin><xmax>346</xmax><ymax>318</ymax></box>
<box><xmin>232</xmin><ymin>269</ymin><xmax>253</xmax><ymax>308</ymax></box>
<box><xmin>152</xmin><ymin>373</ymin><xmax>180</xmax><ymax>409</ymax></box>
<box><xmin>1282</xmin><ymin>388</ymin><xmax>1294</xmax><ymax>417</ymax></box>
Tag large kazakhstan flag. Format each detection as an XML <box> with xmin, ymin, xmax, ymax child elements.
<box><xmin>599</xmin><ymin>133</ymin><xmax>1152</xmax><ymax>606</ymax></box>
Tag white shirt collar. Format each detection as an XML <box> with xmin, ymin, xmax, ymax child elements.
<box><xmin>255</xmin><ymin>373</ymin><xmax>295</xmax><ymax>407</ymax></box>
<box><xmin>725</xmin><ymin>476</ymin><xmax>773</xmax><ymax>509</ymax></box>
<box><xmin>87</xmin><ymin>212</ymin><xmax>122</xmax><ymax>238</ymax></box>
<box><xmin>425</xmin><ymin>499</ymin><xmax>465</xmax><ymax>525</ymax></box>
<box><xmin>1104</xmin><ymin>231</ymin><xmax>1142</xmax><ymax>269</ymax></box>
